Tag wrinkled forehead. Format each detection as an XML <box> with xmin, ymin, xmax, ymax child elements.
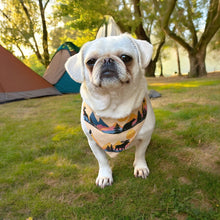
<box><xmin>83</xmin><ymin>36</ymin><xmax>138</xmax><ymax>59</ymax></box>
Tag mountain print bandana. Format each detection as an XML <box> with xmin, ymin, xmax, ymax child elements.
<box><xmin>83</xmin><ymin>98</ymin><xmax>147</xmax><ymax>157</ymax></box>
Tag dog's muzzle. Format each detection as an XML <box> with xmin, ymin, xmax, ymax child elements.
<box><xmin>100</xmin><ymin>58</ymin><xmax>118</xmax><ymax>80</ymax></box>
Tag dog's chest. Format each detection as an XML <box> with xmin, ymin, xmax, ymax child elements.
<box><xmin>83</xmin><ymin>98</ymin><xmax>147</xmax><ymax>157</ymax></box>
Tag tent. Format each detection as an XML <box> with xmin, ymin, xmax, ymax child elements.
<box><xmin>0</xmin><ymin>45</ymin><xmax>61</xmax><ymax>104</ymax></box>
<box><xmin>43</xmin><ymin>42</ymin><xmax>81</xmax><ymax>93</ymax></box>
<box><xmin>96</xmin><ymin>16</ymin><xmax>122</xmax><ymax>38</ymax></box>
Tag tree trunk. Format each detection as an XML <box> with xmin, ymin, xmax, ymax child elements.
<box><xmin>19</xmin><ymin>0</ymin><xmax>44</xmax><ymax>65</ymax></box>
<box><xmin>145</xmin><ymin>60</ymin><xmax>156</xmax><ymax>77</ymax></box>
<box><xmin>188</xmin><ymin>48</ymin><xmax>207</xmax><ymax>77</ymax></box>
<box><xmin>159</xmin><ymin>56</ymin><xmax>163</xmax><ymax>77</ymax></box>
<box><xmin>38</xmin><ymin>0</ymin><xmax>50</xmax><ymax>67</ymax></box>
<box><xmin>133</xmin><ymin>0</ymin><xmax>151</xmax><ymax>42</ymax></box>
<box><xmin>175</xmin><ymin>44</ymin><xmax>181</xmax><ymax>75</ymax></box>
<box><xmin>16</xmin><ymin>45</ymin><xmax>26</xmax><ymax>59</ymax></box>
<box><xmin>154</xmin><ymin>0</ymin><xmax>220</xmax><ymax>78</ymax></box>
<box><xmin>145</xmin><ymin>36</ymin><xmax>165</xmax><ymax>77</ymax></box>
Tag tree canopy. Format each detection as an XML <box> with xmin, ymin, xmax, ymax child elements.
<box><xmin>154</xmin><ymin>0</ymin><xmax>220</xmax><ymax>77</ymax></box>
<box><xmin>0</xmin><ymin>0</ymin><xmax>51</xmax><ymax>67</ymax></box>
<box><xmin>0</xmin><ymin>0</ymin><xmax>219</xmax><ymax>77</ymax></box>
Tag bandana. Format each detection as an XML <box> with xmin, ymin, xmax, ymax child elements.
<box><xmin>83</xmin><ymin>98</ymin><xmax>147</xmax><ymax>157</ymax></box>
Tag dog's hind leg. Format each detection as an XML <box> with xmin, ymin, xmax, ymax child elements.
<box><xmin>133</xmin><ymin>137</ymin><xmax>151</xmax><ymax>179</ymax></box>
<box><xmin>88</xmin><ymin>139</ymin><xmax>113</xmax><ymax>188</ymax></box>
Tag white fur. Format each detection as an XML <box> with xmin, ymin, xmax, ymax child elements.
<box><xmin>65</xmin><ymin>34</ymin><xmax>155</xmax><ymax>188</ymax></box>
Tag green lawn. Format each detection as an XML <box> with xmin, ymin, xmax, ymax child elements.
<box><xmin>0</xmin><ymin>75</ymin><xmax>220</xmax><ymax>219</ymax></box>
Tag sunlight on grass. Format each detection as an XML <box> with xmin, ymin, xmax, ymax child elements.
<box><xmin>36</xmin><ymin>154</ymin><xmax>76</xmax><ymax>168</ymax></box>
<box><xmin>151</xmin><ymin>82</ymin><xmax>200</xmax><ymax>87</ymax></box>
<box><xmin>0</xmin><ymin>76</ymin><xmax>219</xmax><ymax>219</ymax></box>
<box><xmin>150</xmin><ymin>79</ymin><xmax>220</xmax><ymax>90</ymax></box>
<box><xmin>52</xmin><ymin>124</ymin><xmax>82</xmax><ymax>141</ymax></box>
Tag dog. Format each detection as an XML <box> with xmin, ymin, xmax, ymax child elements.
<box><xmin>65</xmin><ymin>33</ymin><xmax>155</xmax><ymax>188</ymax></box>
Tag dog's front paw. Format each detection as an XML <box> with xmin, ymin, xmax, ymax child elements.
<box><xmin>134</xmin><ymin>165</ymin><xmax>150</xmax><ymax>179</ymax></box>
<box><xmin>96</xmin><ymin>176</ymin><xmax>113</xmax><ymax>188</ymax></box>
<box><xmin>96</xmin><ymin>168</ymin><xmax>113</xmax><ymax>188</ymax></box>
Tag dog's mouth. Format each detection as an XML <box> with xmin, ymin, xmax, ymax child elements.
<box><xmin>100</xmin><ymin>59</ymin><xmax>118</xmax><ymax>79</ymax></box>
<box><xmin>99</xmin><ymin>69</ymin><xmax>130</xmax><ymax>87</ymax></box>
<box><xmin>100</xmin><ymin>69</ymin><xmax>119</xmax><ymax>80</ymax></box>
<box><xmin>98</xmin><ymin>68</ymin><xmax>130</xmax><ymax>88</ymax></box>
<box><xmin>91</xmin><ymin>57</ymin><xmax>131</xmax><ymax>88</ymax></box>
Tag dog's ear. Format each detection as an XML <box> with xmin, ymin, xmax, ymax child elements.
<box><xmin>135</xmin><ymin>39</ymin><xmax>153</xmax><ymax>69</ymax></box>
<box><xmin>65</xmin><ymin>51</ymin><xmax>84</xmax><ymax>83</ymax></box>
<box><xmin>126</xmin><ymin>34</ymin><xmax>153</xmax><ymax>69</ymax></box>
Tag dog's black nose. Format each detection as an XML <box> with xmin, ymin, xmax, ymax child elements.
<box><xmin>101</xmin><ymin>58</ymin><xmax>118</xmax><ymax>79</ymax></box>
<box><xmin>103</xmin><ymin>58</ymin><xmax>114</xmax><ymax>64</ymax></box>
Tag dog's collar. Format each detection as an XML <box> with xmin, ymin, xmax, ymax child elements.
<box><xmin>83</xmin><ymin>98</ymin><xmax>147</xmax><ymax>157</ymax></box>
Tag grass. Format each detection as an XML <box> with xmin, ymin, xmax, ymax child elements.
<box><xmin>0</xmin><ymin>74</ymin><xmax>220</xmax><ymax>219</ymax></box>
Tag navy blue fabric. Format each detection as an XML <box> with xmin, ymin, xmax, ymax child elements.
<box><xmin>52</xmin><ymin>42</ymin><xmax>81</xmax><ymax>93</ymax></box>
<box><xmin>55</xmin><ymin>71</ymin><xmax>80</xmax><ymax>94</ymax></box>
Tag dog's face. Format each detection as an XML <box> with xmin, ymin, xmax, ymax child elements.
<box><xmin>84</xmin><ymin>38</ymin><xmax>133</xmax><ymax>88</ymax></box>
<box><xmin>65</xmin><ymin>34</ymin><xmax>153</xmax><ymax>90</ymax></box>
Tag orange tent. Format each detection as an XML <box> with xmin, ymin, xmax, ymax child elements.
<box><xmin>0</xmin><ymin>45</ymin><xmax>60</xmax><ymax>104</ymax></box>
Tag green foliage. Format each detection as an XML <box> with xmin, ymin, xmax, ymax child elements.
<box><xmin>0</xmin><ymin>0</ymin><xmax>51</xmax><ymax>66</ymax></box>
<box><xmin>55</xmin><ymin>0</ymin><xmax>162</xmax><ymax>43</ymax></box>
<box><xmin>1</xmin><ymin>0</ymin><xmax>219</xmax><ymax>77</ymax></box>
<box><xmin>22</xmin><ymin>54</ymin><xmax>46</xmax><ymax>76</ymax></box>
<box><xmin>170</xmin><ymin>0</ymin><xmax>209</xmax><ymax>44</ymax></box>
<box><xmin>55</xmin><ymin>0</ymin><xmax>106</xmax><ymax>29</ymax></box>
<box><xmin>67</xmin><ymin>29</ymin><xmax>97</xmax><ymax>47</ymax></box>
<box><xmin>1</xmin><ymin>0</ymin><xmax>219</xmax><ymax>78</ymax></box>
<box><xmin>154</xmin><ymin>0</ymin><xmax>220</xmax><ymax>77</ymax></box>
<box><xmin>52</xmin><ymin>0</ymin><xmax>117</xmax><ymax>47</ymax></box>
<box><xmin>0</xmin><ymin>0</ymin><xmax>36</xmax><ymax>44</ymax></box>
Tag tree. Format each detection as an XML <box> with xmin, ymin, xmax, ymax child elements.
<box><xmin>55</xmin><ymin>0</ymin><xmax>107</xmax><ymax>31</ymax></box>
<box><xmin>132</xmin><ymin>0</ymin><xmax>166</xmax><ymax>77</ymax></box>
<box><xmin>153</xmin><ymin>0</ymin><xmax>220</xmax><ymax>77</ymax></box>
<box><xmin>175</xmin><ymin>43</ymin><xmax>182</xmax><ymax>76</ymax></box>
<box><xmin>114</xmin><ymin>0</ymin><xmax>166</xmax><ymax>77</ymax></box>
<box><xmin>0</xmin><ymin>0</ymin><xmax>51</xmax><ymax>67</ymax></box>
<box><xmin>38</xmin><ymin>0</ymin><xmax>50</xmax><ymax>66</ymax></box>
<box><xmin>209</xmin><ymin>29</ymin><xmax>220</xmax><ymax>50</ymax></box>
<box><xmin>57</xmin><ymin>0</ymin><xmax>166</xmax><ymax>77</ymax></box>
<box><xmin>54</xmin><ymin>0</ymin><xmax>110</xmax><ymax>47</ymax></box>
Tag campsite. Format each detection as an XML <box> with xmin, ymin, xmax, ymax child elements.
<box><xmin>43</xmin><ymin>42</ymin><xmax>81</xmax><ymax>94</ymax></box>
<box><xmin>0</xmin><ymin>45</ymin><xmax>60</xmax><ymax>104</ymax></box>
<box><xmin>0</xmin><ymin>73</ymin><xmax>219</xmax><ymax>219</ymax></box>
<box><xmin>0</xmin><ymin>0</ymin><xmax>220</xmax><ymax>219</ymax></box>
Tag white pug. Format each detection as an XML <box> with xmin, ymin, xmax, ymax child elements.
<box><xmin>65</xmin><ymin>34</ymin><xmax>155</xmax><ymax>188</ymax></box>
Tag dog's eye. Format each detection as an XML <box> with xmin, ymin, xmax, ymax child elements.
<box><xmin>120</xmin><ymin>54</ymin><xmax>132</xmax><ymax>63</ymax></box>
<box><xmin>86</xmin><ymin>58</ymin><xmax>97</xmax><ymax>67</ymax></box>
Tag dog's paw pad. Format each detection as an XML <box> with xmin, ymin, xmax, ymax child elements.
<box><xmin>134</xmin><ymin>167</ymin><xmax>150</xmax><ymax>179</ymax></box>
<box><xmin>96</xmin><ymin>177</ymin><xmax>113</xmax><ymax>189</ymax></box>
